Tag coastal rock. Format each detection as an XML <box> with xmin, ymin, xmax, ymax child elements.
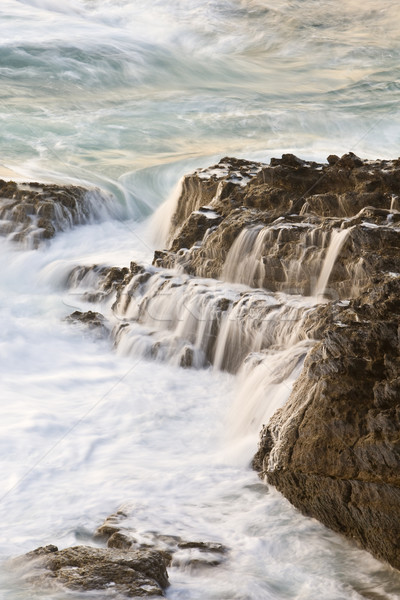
<box><xmin>66</xmin><ymin>310</ymin><xmax>109</xmax><ymax>337</ymax></box>
<box><xmin>0</xmin><ymin>179</ymin><xmax>112</xmax><ymax>246</ymax></box>
<box><xmin>12</xmin><ymin>544</ymin><xmax>169</xmax><ymax>598</ymax></box>
<box><xmin>60</xmin><ymin>153</ymin><xmax>400</xmax><ymax>572</ymax></box>
<box><xmin>155</xmin><ymin>154</ymin><xmax>400</xmax><ymax>298</ymax></box>
<box><xmin>253</xmin><ymin>276</ymin><xmax>400</xmax><ymax>569</ymax></box>
<box><xmin>66</xmin><ymin>263</ymin><xmax>132</xmax><ymax>302</ymax></box>
<box><xmin>152</xmin><ymin>154</ymin><xmax>400</xmax><ymax>569</ymax></box>
<box><xmin>94</xmin><ymin>511</ymin><xmax>229</xmax><ymax>570</ymax></box>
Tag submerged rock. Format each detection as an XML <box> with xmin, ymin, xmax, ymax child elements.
<box><xmin>66</xmin><ymin>310</ymin><xmax>109</xmax><ymax>337</ymax></box>
<box><xmin>12</xmin><ymin>544</ymin><xmax>169</xmax><ymax>598</ymax></box>
<box><xmin>0</xmin><ymin>178</ymin><xmax>112</xmax><ymax>246</ymax></box>
<box><xmin>94</xmin><ymin>510</ymin><xmax>229</xmax><ymax>571</ymax></box>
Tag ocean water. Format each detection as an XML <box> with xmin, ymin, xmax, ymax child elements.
<box><xmin>1</xmin><ymin>0</ymin><xmax>400</xmax><ymax>598</ymax></box>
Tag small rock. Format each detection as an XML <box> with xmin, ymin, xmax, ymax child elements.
<box><xmin>12</xmin><ymin>544</ymin><xmax>169</xmax><ymax>598</ymax></box>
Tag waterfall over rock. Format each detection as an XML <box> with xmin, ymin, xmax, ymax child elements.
<box><xmin>154</xmin><ymin>153</ymin><xmax>400</xmax><ymax>299</ymax></box>
<box><xmin>63</xmin><ymin>152</ymin><xmax>400</xmax><ymax>573</ymax></box>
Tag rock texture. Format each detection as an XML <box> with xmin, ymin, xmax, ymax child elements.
<box><xmin>12</xmin><ymin>508</ymin><xmax>229</xmax><ymax>597</ymax></box>
<box><xmin>253</xmin><ymin>275</ymin><xmax>400</xmax><ymax>569</ymax></box>
<box><xmin>13</xmin><ymin>544</ymin><xmax>169</xmax><ymax>598</ymax></box>
<box><xmin>62</xmin><ymin>152</ymin><xmax>400</xmax><ymax>571</ymax></box>
<box><xmin>66</xmin><ymin>310</ymin><xmax>109</xmax><ymax>337</ymax></box>
<box><xmin>155</xmin><ymin>153</ymin><xmax>400</xmax><ymax>298</ymax></box>
<box><xmin>0</xmin><ymin>178</ymin><xmax>111</xmax><ymax>246</ymax></box>
<box><xmin>95</xmin><ymin>510</ymin><xmax>229</xmax><ymax>571</ymax></box>
<box><xmin>154</xmin><ymin>153</ymin><xmax>400</xmax><ymax>569</ymax></box>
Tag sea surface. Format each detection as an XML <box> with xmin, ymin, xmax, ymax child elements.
<box><xmin>1</xmin><ymin>1</ymin><xmax>400</xmax><ymax>598</ymax></box>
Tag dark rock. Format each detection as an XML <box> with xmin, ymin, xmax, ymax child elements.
<box><xmin>12</xmin><ymin>544</ymin><xmax>169</xmax><ymax>597</ymax></box>
<box><xmin>0</xmin><ymin>178</ymin><xmax>111</xmax><ymax>246</ymax></box>
<box><xmin>66</xmin><ymin>263</ymin><xmax>133</xmax><ymax>304</ymax></box>
<box><xmin>254</xmin><ymin>277</ymin><xmax>400</xmax><ymax>570</ymax></box>
<box><xmin>177</xmin><ymin>541</ymin><xmax>227</xmax><ymax>554</ymax></box>
<box><xmin>108</xmin><ymin>532</ymin><xmax>135</xmax><ymax>550</ymax></box>
<box><xmin>155</xmin><ymin>154</ymin><xmax>400</xmax><ymax>298</ymax></box>
<box><xmin>179</xmin><ymin>345</ymin><xmax>194</xmax><ymax>368</ymax></box>
<box><xmin>94</xmin><ymin>509</ymin><xmax>129</xmax><ymax>541</ymax></box>
<box><xmin>327</xmin><ymin>154</ymin><xmax>340</xmax><ymax>165</ymax></box>
<box><xmin>93</xmin><ymin>511</ymin><xmax>229</xmax><ymax>573</ymax></box>
<box><xmin>66</xmin><ymin>310</ymin><xmax>109</xmax><ymax>337</ymax></box>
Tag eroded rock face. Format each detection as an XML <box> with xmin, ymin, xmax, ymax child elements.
<box><xmin>12</xmin><ymin>544</ymin><xmax>169</xmax><ymax>598</ymax></box>
<box><xmin>253</xmin><ymin>276</ymin><xmax>400</xmax><ymax>569</ymax></box>
<box><xmin>0</xmin><ymin>179</ymin><xmax>111</xmax><ymax>246</ymax></box>
<box><xmin>60</xmin><ymin>153</ymin><xmax>400</xmax><ymax>571</ymax></box>
<box><xmin>155</xmin><ymin>154</ymin><xmax>400</xmax><ymax>569</ymax></box>
<box><xmin>155</xmin><ymin>153</ymin><xmax>400</xmax><ymax>298</ymax></box>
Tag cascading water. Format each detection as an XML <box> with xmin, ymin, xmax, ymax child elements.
<box><xmin>64</xmin><ymin>220</ymin><xmax>351</xmax><ymax>454</ymax></box>
<box><xmin>221</xmin><ymin>221</ymin><xmax>354</xmax><ymax>299</ymax></box>
<box><xmin>2</xmin><ymin>0</ymin><xmax>400</xmax><ymax>598</ymax></box>
<box><xmin>312</xmin><ymin>228</ymin><xmax>353</xmax><ymax>300</ymax></box>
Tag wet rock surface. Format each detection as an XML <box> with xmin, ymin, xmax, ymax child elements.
<box><xmin>253</xmin><ymin>276</ymin><xmax>400</xmax><ymax>569</ymax></box>
<box><xmin>66</xmin><ymin>310</ymin><xmax>109</xmax><ymax>337</ymax></box>
<box><xmin>94</xmin><ymin>510</ymin><xmax>229</xmax><ymax>571</ymax></box>
<box><xmin>0</xmin><ymin>178</ymin><xmax>110</xmax><ymax>246</ymax></box>
<box><xmin>155</xmin><ymin>153</ymin><xmax>400</xmax><ymax>298</ymax></box>
<box><xmin>154</xmin><ymin>153</ymin><xmax>400</xmax><ymax>569</ymax></box>
<box><xmin>12</xmin><ymin>543</ymin><xmax>169</xmax><ymax>597</ymax></box>
<box><xmin>12</xmin><ymin>508</ymin><xmax>229</xmax><ymax>598</ymax></box>
<box><xmin>61</xmin><ymin>153</ymin><xmax>400</xmax><ymax>571</ymax></box>
<box><xmin>66</xmin><ymin>263</ymin><xmax>132</xmax><ymax>303</ymax></box>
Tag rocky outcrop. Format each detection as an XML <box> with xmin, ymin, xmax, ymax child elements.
<box><xmin>61</xmin><ymin>153</ymin><xmax>400</xmax><ymax>571</ymax></box>
<box><xmin>66</xmin><ymin>310</ymin><xmax>109</xmax><ymax>337</ymax></box>
<box><xmin>152</xmin><ymin>154</ymin><xmax>400</xmax><ymax>569</ymax></box>
<box><xmin>66</xmin><ymin>260</ymin><xmax>315</xmax><ymax>373</ymax></box>
<box><xmin>95</xmin><ymin>510</ymin><xmax>229</xmax><ymax>571</ymax></box>
<box><xmin>154</xmin><ymin>153</ymin><xmax>400</xmax><ymax>298</ymax></box>
<box><xmin>0</xmin><ymin>178</ymin><xmax>112</xmax><ymax>246</ymax></box>
<box><xmin>12</xmin><ymin>544</ymin><xmax>169</xmax><ymax>598</ymax></box>
<box><xmin>253</xmin><ymin>276</ymin><xmax>400</xmax><ymax>569</ymax></box>
<box><xmin>66</xmin><ymin>263</ymin><xmax>132</xmax><ymax>302</ymax></box>
<box><xmin>12</xmin><ymin>507</ymin><xmax>229</xmax><ymax>597</ymax></box>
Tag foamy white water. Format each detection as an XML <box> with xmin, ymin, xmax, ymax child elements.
<box><xmin>2</xmin><ymin>0</ymin><xmax>400</xmax><ymax>598</ymax></box>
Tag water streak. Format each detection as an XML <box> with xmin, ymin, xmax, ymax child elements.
<box><xmin>312</xmin><ymin>228</ymin><xmax>352</xmax><ymax>299</ymax></box>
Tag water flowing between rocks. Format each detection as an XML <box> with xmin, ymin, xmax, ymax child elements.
<box><xmin>2</xmin><ymin>1</ymin><xmax>400</xmax><ymax>598</ymax></box>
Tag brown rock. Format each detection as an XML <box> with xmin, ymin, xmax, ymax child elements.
<box><xmin>66</xmin><ymin>310</ymin><xmax>108</xmax><ymax>336</ymax></box>
<box><xmin>0</xmin><ymin>178</ymin><xmax>110</xmax><ymax>245</ymax></box>
<box><xmin>13</xmin><ymin>544</ymin><xmax>168</xmax><ymax>598</ymax></box>
<box><xmin>94</xmin><ymin>511</ymin><xmax>229</xmax><ymax>572</ymax></box>
<box><xmin>254</xmin><ymin>277</ymin><xmax>400</xmax><ymax>570</ymax></box>
<box><xmin>154</xmin><ymin>154</ymin><xmax>400</xmax><ymax>299</ymax></box>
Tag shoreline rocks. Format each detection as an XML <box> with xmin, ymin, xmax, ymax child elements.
<box><xmin>12</xmin><ymin>509</ymin><xmax>229</xmax><ymax>598</ymax></box>
<box><xmin>94</xmin><ymin>510</ymin><xmax>229</xmax><ymax>571</ymax></box>
<box><xmin>12</xmin><ymin>544</ymin><xmax>169</xmax><ymax>598</ymax></box>
<box><xmin>151</xmin><ymin>152</ymin><xmax>400</xmax><ymax>571</ymax></box>
<box><xmin>60</xmin><ymin>152</ymin><xmax>400</xmax><ymax>572</ymax></box>
<box><xmin>253</xmin><ymin>275</ymin><xmax>400</xmax><ymax>569</ymax></box>
<box><xmin>0</xmin><ymin>178</ymin><xmax>113</xmax><ymax>246</ymax></box>
<box><xmin>154</xmin><ymin>153</ymin><xmax>400</xmax><ymax>298</ymax></box>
